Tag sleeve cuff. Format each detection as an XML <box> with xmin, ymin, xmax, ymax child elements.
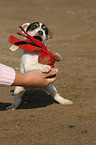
<box><xmin>0</xmin><ymin>63</ymin><xmax>16</xmax><ymax>86</ymax></box>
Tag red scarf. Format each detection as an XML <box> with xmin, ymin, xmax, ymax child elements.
<box><xmin>9</xmin><ymin>26</ymin><xmax>55</xmax><ymax>68</ymax></box>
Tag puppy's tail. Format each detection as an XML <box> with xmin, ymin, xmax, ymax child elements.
<box><xmin>54</xmin><ymin>52</ymin><xmax>62</xmax><ymax>62</ymax></box>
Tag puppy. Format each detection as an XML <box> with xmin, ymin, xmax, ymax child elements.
<box><xmin>7</xmin><ymin>22</ymin><xmax>73</xmax><ymax>110</ymax></box>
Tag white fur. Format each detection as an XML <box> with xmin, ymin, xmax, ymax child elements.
<box><xmin>7</xmin><ymin>22</ymin><xmax>73</xmax><ymax>110</ymax></box>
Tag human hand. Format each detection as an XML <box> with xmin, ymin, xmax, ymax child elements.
<box><xmin>13</xmin><ymin>68</ymin><xmax>58</xmax><ymax>88</ymax></box>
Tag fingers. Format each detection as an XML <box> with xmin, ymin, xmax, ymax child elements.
<box><xmin>44</xmin><ymin>68</ymin><xmax>58</xmax><ymax>78</ymax></box>
<box><xmin>43</xmin><ymin>68</ymin><xmax>58</xmax><ymax>86</ymax></box>
<box><xmin>46</xmin><ymin>77</ymin><xmax>56</xmax><ymax>85</ymax></box>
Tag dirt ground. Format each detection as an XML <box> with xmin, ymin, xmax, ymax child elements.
<box><xmin>0</xmin><ymin>0</ymin><xmax>96</xmax><ymax>144</ymax></box>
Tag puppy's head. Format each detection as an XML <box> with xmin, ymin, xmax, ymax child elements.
<box><xmin>22</xmin><ymin>22</ymin><xmax>52</xmax><ymax>44</ymax></box>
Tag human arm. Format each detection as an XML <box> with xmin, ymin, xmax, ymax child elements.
<box><xmin>0</xmin><ymin>63</ymin><xmax>58</xmax><ymax>87</ymax></box>
<box><xmin>13</xmin><ymin>68</ymin><xmax>57</xmax><ymax>88</ymax></box>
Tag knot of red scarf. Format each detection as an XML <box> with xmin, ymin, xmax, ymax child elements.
<box><xmin>9</xmin><ymin>26</ymin><xmax>55</xmax><ymax>68</ymax></box>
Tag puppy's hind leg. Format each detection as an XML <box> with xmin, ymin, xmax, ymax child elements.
<box><xmin>43</xmin><ymin>84</ymin><xmax>73</xmax><ymax>105</ymax></box>
<box><xmin>6</xmin><ymin>86</ymin><xmax>25</xmax><ymax>110</ymax></box>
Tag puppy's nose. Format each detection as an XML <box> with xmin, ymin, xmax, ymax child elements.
<box><xmin>38</xmin><ymin>30</ymin><xmax>43</xmax><ymax>36</ymax></box>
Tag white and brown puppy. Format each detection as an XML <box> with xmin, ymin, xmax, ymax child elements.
<box><xmin>7</xmin><ymin>22</ymin><xmax>73</xmax><ymax>110</ymax></box>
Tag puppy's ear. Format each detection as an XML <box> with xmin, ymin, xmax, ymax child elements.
<box><xmin>21</xmin><ymin>23</ymin><xmax>30</xmax><ymax>32</ymax></box>
<box><xmin>48</xmin><ymin>29</ymin><xmax>52</xmax><ymax>39</ymax></box>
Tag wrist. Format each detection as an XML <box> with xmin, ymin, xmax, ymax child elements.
<box><xmin>13</xmin><ymin>72</ymin><xmax>26</xmax><ymax>86</ymax></box>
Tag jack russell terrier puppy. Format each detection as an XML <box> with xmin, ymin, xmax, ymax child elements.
<box><xmin>7</xmin><ymin>22</ymin><xmax>73</xmax><ymax>110</ymax></box>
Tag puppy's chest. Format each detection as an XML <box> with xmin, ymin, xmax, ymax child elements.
<box><xmin>22</xmin><ymin>51</ymin><xmax>41</xmax><ymax>64</ymax></box>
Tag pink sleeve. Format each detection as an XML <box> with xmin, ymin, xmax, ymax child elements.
<box><xmin>0</xmin><ymin>63</ymin><xmax>16</xmax><ymax>86</ymax></box>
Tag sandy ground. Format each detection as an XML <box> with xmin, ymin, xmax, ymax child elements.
<box><xmin>0</xmin><ymin>0</ymin><xmax>96</xmax><ymax>144</ymax></box>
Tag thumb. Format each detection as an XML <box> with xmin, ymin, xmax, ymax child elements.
<box><xmin>44</xmin><ymin>68</ymin><xmax>58</xmax><ymax>78</ymax></box>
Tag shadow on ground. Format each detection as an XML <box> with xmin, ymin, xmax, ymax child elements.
<box><xmin>0</xmin><ymin>90</ymin><xmax>56</xmax><ymax>111</ymax></box>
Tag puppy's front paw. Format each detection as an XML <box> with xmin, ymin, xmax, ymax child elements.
<box><xmin>41</xmin><ymin>65</ymin><xmax>52</xmax><ymax>73</ymax></box>
<box><xmin>54</xmin><ymin>52</ymin><xmax>62</xmax><ymax>61</ymax></box>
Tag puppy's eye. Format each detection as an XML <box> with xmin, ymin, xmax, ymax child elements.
<box><xmin>26</xmin><ymin>22</ymin><xmax>39</xmax><ymax>32</ymax></box>
<box><xmin>42</xmin><ymin>25</ymin><xmax>47</xmax><ymax>30</ymax></box>
<box><xmin>42</xmin><ymin>24</ymin><xmax>48</xmax><ymax>35</ymax></box>
<box><xmin>30</xmin><ymin>24</ymin><xmax>37</xmax><ymax>30</ymax></box>
<box><xmin>42</xmin><ymin>26</ymin><xmax>46</xmax><ymax>30</ymax></box>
